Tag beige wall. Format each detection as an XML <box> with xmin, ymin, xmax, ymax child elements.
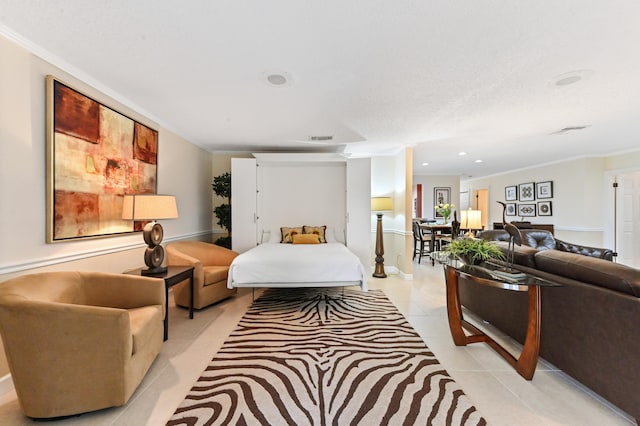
<box><xmin>461</xmin><ymin>156</ymin><xmax>626</xmax><ymax>247</ymax></box>
<box><xmin>412</xmin><ymin>175</ymin><xmax>461</xmax><ymax>220</ymax></box>
<box><xmin>371</xmin><ymin>149</ymin><xmax>413</xmax><ymax>278</ymax></box>
<box><xmin>0</xmin><ymin>35</ymin><xmax>215</xmax><ymax>377</ymax></box>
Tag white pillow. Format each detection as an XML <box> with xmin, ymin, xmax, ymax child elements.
<box><xmin>325</xmin><ymin>226</ymin><xmax>345</xmax><ymax>244</ymax></box>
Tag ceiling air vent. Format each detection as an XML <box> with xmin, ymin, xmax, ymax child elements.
<box><xmin>310</xmin><ymin>135</ymin><xmax>333</xmax><ymax>142</ymax></box>
<box><xmin>550</xmin><ymin>126</ymin><xmax>589</xmax><ymax>135</ymax></box>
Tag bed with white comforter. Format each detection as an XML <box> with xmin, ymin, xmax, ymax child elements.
<box><xmin>227</xmin><ymin>243</ymin><xmax>367</xmax><ymax>291</ymax></box>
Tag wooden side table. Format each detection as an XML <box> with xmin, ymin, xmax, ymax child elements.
<box><xmin>125</xmin><ymin>265</ymin><xmax>194</xmax><ymax>340</ymax></box>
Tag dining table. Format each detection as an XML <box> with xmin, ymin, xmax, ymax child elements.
<box><xmin>419</xmin><ymin>222</ymin><xmax>453</xmax><ymax>265</ymax></box>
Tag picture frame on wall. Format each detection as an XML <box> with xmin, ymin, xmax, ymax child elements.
<box><xmin>536</xmin><ymin>181</ymin><xmax>553</xmax><ymax>199</ymax></box>
<box><xmin>517</xmin><ymin>203</ymin><xmax>536</xmax><ymax>217</ymax></box>
<box><xmin>506</xmin><ymin>203</ymin><xmax>516</xmax><ymax>216</ymax></box>
<box><xmin>46</xmin><ymin>75</ymin><xmax>159</xmax><ymax>242</ymax></box>
<box><xmin>433</xmin><ymin>187</ymin><xmax>451</xmax><ymax>218</ymax></box>
<box><xmin>505</xmin><ymin>185</ymin><xmax>518</xmax><ymax>201</ymax></box>
<box><xmin>518</xmin><ymin>182</ymin><xmax>535</xmax><ymax>202</ymax></box>
<box><xmin>538</xmin><ymin>201</ymin><xmax>552</xmax><ymax>216</ymax></box>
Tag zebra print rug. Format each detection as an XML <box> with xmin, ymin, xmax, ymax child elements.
<box><xmin>168</xmin><ymin>288</ymin><xmax>486</xmax><ymax>425</ymax></box>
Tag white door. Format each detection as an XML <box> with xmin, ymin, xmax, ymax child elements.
<box><xmin>231</xmin><ymin>158</ymin><xmax>257</xmax><ymax>253</ymax></box>
<box><xmin>346</xmin><ymin>158</ymin><xmax>371</xmax><ymax>275</ymax></box>
<box><xmin>617</xmin><ymin>172</ymin><xmax>640</xmax><ymax>268</ymax></box>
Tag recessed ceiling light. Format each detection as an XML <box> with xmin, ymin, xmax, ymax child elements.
<box><xmin>263</xmin><ymin>71</ymin><xmax>293</xmax><ymax>87</ymax></box>
<box><xmin>422</xmin><ymin>162</ymin><xmax>429</xmax><ymax>166</ymax></box>
<box><xmin>458</xmin><ymin>152</ymin><xmax>467</xmax><ymax>156</ymax></box>
<box><xmin>267</xmin><ymin>74</ymin><xmax>287</xmax><ymax>85</ymax></box>
<box><xmin>550</xmin><ymin>70</ymin><xmax>594</xmax><ymax>88</ymax></box>
<box><xmin>474</xmin><ymin>159</ymin><xmax>483</xmax><ymax>163</ymax></box>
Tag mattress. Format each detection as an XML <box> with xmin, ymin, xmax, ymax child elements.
<box><xmin>227</xmin><ymin>242</ymin><xmax>367</xmax><ymax>290</ymax></box>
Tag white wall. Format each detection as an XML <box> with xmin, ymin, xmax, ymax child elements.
<box><xmin>0</xmin><ymin>34</ymin><xmax>214</xmax><ymax>376</ymax></box>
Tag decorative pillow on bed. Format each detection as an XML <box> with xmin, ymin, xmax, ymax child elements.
<box><xmin>292</xmin><ymin>233</ymin><xmax>321</xmax><ymax>244</ymax></box>
<box><xmin>303</xmin><ymin>225</ymin><xmax>327</xmax><ymax>243</ymax></box>
<box><xmin>281</xmin><ymin>226</ymin><xmax>303</xmax><ymax>243</ymax></box>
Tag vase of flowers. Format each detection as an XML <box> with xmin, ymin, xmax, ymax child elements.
<box><xmin>435</xmin><ymin>203</ymin><xmax>454</xmax><ymax>223</ymax></box>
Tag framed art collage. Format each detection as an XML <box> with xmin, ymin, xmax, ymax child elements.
<box><xmin>502</xmin><ymin>180</ymin><xmax>554</xmax><ymax>218</ymax></box>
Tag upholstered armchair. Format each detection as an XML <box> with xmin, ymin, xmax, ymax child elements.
<box><xmin>166</xmin><ymin>241</ymin><xmax>238</xmax><ymax>309</ymax></box>
<box><xmin>0</xmin><ymin>271</ymin><xmax>165</xmax><ymax>419</ymax></box>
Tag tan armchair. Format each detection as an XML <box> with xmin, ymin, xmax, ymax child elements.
<box><xmin>166</xmin><ymin>241</ymin><xmax>238</xmax><ymax>309</ymax></box>
<box><xmin>0</xmin><ymin>271</ymin><xmax>165</xmax><ymax>419</ymax></box>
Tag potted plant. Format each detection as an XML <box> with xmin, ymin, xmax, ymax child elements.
<box><xmin>212</xmin><ymin>172</ymin><xmax>231</xmax><ymax>249</ymax></box>
<box><xmin>444</xmin><ymin>238</ymin><xmax>505</xmax><ymax>265</ymax></box>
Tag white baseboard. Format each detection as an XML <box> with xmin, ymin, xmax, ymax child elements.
<box><xmin>0</xmin><ymin>374</ymin><xmax>13</xmax><ymax>397</ymax></box>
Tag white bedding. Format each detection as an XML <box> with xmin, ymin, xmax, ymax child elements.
<box><xmin>227</xmin><ymin>243</ymin><xmax>367</xmax><ymax>291</ymax></box>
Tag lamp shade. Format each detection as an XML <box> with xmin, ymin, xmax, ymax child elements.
<box><xmin>122</xmin><ymin>195</ymin><xmax>178</xmax><ymax>220</ymax></box>
<box><xmin>461</xmin><ymin>209</ymin><xmax>482</xmax><ymax>229</ymax></box>
<box><xmin>371</xmin><ymin>197</ymin><xmax>393</xmax><ymax>212</ymax></box>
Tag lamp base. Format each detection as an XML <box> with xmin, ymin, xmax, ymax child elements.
<box><xmin>373</xmin><ymin>212</ymin><xmax>387</xmax><ymax>278</ymax></box>
<box><xmin>373</xmin><ymin>261</ymin><xmax>387</xmax><ymax>278</ymax></box>
<box><xmin>141</xmin><ymin>266</ymin><xmax>168</xmax><ymax>276</ymax></box>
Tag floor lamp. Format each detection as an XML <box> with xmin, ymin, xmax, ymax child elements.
<box><xmin>371</xmin><ymin>197</ymin><xmax>393</xmax><ymax>278</ymax></box>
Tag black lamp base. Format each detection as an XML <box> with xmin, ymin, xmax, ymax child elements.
<box><xmin>141</xmin><ymin>266</ymin><xmax>168</xmax><ymax>276</ymax></box>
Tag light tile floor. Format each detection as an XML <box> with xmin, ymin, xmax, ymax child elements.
<box><xmin>0</xmin><ymin>262</ymin><xmax>635</xmax><ymax>425</ymax></box>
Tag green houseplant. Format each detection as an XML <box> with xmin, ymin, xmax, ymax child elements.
<box><xmin>445</xmin><ymin>238</ymin><xmax>505</xmax><ymax>265</ymax></box>
<box><xmin>212</xmin><ymin>172</ymin><xmax>231</xmax><ymax>249</ymax></box>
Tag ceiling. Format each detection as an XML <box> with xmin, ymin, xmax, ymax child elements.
<box><xmin>2</xmin><ymin>1</ymin><xmax>640</xmax><ymax>178</ymax></box>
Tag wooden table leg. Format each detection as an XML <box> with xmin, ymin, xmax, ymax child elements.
<box><xmin>189</xmin><ymin>271</ymin><xmax>194</xmax><ymax>319</ymax></box>
<box><xmin>444</xmin><ymin>266</ymin><xmax>543</xmax><ymax>380</ymax></box>
<box><xmin>445</xmin><ymin>266</ymin><xmax>469</xmax><ymax>345</ymax></box>
<box><xmin>516</xmin><ymin>286</ymin><xmax>541</xmax><ymax>380</ymax></box>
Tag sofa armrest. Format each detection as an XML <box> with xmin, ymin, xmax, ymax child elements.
<box><xmin>81</xmin><ymin>272</ymin><xmax>165</xmax><ymax>311</ymax></box>
<box><xmin>166</xmin><ymin>247</ymin><xmax>204</xmax><ymax>288</ymax></box>
<box><xmin>554</xmin><ymin>239</ymin><xmax>614</xmax><ymax>261</ymax></box>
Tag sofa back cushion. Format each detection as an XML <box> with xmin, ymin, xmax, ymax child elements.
<box><xmin>535</xmin><ymin>250</ymin><xmax>640</xmax><ymax>297</ymax></box>
<box><xmin>554</xmin><ymin>239</ymin><xmax>614</xmax><ymax>260</ymax></box>
<box><xmin>494</xmin><ymin>241</ymin><xmax>539</xmax><ymax>268</ymax></box>
<box><xmin>520</xmin><ymin>230</ymin><xmax>556</xmax><ymax>250</ymax></box>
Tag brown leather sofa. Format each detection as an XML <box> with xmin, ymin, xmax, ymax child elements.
<box><xmin>0</xmin><ymin>271</ymin><xmax>165</xmax><ymax>418</ymax></box>
<box><xmin>457</xmin><ymin>234</ymin><xmax>640</xmax><ymax>421</ymax></box>
<box><xmin>477</xmin><ymin>229</ymin><xmax>614</xmax><ymax>260</ymax></box>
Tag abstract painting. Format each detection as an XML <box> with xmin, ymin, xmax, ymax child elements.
<box><xmin>46</xmin><ymin>76</ymin><xmax>158</xmax><ymax>242</ymax></box>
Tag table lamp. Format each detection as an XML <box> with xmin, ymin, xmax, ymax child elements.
<box><xmin>122</xmin><ymin>194</ymin><xmax>178</xmax><ymax>275</ymax></box>
<box><xmin>371</xmin><ymin>197</ymin><xmax>393</xmax><ymax>278</ymax></box>
<box><xmin>461</xmin><ymin>209</ymin><xmax>482</xmax><ymax>237</ymax></box>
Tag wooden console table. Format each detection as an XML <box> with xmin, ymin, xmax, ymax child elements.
<box><xmin>433</xmin><ymin>253</ymin><xmax>559</xmax><ymax>380</ymax></box>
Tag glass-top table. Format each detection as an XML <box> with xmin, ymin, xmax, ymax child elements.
<box><xmin>431</xmin><ymin>251</ymin><xmax>560</xmax><ymax>380</ymax></box>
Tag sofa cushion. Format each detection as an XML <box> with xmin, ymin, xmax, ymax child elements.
<box><xmin>203</xmin><ymin>266</ymin><xmax>230</xmax><ymax>286</ymax></box>
<box><xmin>520</xmin><ymin>230</ymin><xmax>556</xmax><ymax>250</ymax></box>
<box><xmin>535</xmin><ymin>250</ymin><xmax>640</xmax><ymax>297</ymax></box>
<box><xmin>555</xmin><ymin>239</ymin><xmax>614</xmax><ymax>260</ymax></box>
<box><xmin>494</xmin><ymin>241</ymin><xmax>539</xmax><ymax>268</ymax></box>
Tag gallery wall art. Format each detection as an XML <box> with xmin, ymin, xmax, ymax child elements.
<box><xmin>502</xmin><ymin>180</ymin><xmax>554</xmax><ymax>218</ymax></box>
<box><xmin>46</xmin><ymin>76</ymin><xmax>158</xmax><ymax>242</ymax></box>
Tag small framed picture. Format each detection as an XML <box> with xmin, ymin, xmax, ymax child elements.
<box><xmin>505</xmin><ymin>186</ymin><xmax>517</xmax><ymax>201</ymax></box>
<box><xmin>538</xmin><ymin>201</ymin><xmax>552</xmax><ymax>216</ymax></box>
<box><xmin>536</xmin><ymin>181</ymin><xmax>553</xmax><ymax>199</ymax></box>
<box><xmin>506</xmin><ymin>203</ymin><xmax>516</xmax><ymax>216</ymax></box>
<box><xmin>519</xmin><ymin>182</ymin><xmax>535</xmax><ymax>202</ymax></box>
<box><xmin>517</xmin><ymin>203</ymin><xmax>536</xmax><ymax>217</ymax></box>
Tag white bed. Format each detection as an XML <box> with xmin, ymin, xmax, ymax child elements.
<box><xmin>227</xmin><ymin>242</ymin><xmax>367</xmax><ymax>291</ymax></box>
